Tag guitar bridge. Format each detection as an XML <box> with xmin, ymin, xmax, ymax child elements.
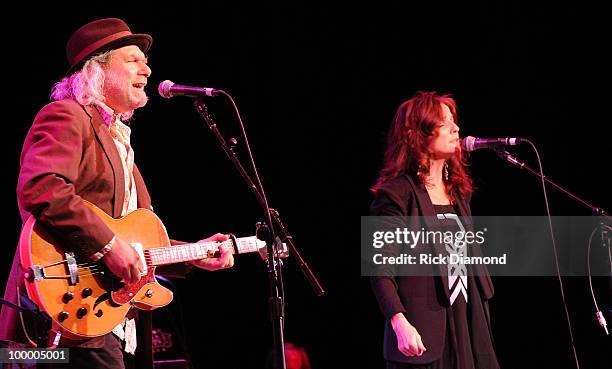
<box><xmin>29</xmin><ymin>252</ymin><xmax>79</xmax><ymax>285</ymax></box>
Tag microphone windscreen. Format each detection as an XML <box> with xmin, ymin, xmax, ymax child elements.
<box><xmin>461</xmin><ymin>136</ymin><xmax>476</xmax><ymax>152</ymax></box>
<box><xmin>158</xmin><ymin>80</ymin><xmax>175</xmax><ymax>98</ymax></box>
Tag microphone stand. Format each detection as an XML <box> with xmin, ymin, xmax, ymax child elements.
<box><xmin>192</xmin><ymin>98</ymin><xmax>325</xmax><ymax>369</ymax></box>
<box><xmin>495</xmin><ymin>148</ymin><xmax>612</xmax><ymax>332</ymax></box>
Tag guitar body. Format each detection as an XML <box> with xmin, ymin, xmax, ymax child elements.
<box><xmin>19</xmin><ymin>201</ymin><xmax>174</xmax><ymax>340</ymax></box>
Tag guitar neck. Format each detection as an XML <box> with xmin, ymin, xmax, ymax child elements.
<box><xmin>146</xmin><ymin>236</ymin><xmax>262</xmax><ymax>266</ymax></box>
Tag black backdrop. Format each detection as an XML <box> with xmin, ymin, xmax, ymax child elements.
<box><xmin>1</xmin><ymin>2</ymin><xmax>611</xmax><ymax>369</ymax></box>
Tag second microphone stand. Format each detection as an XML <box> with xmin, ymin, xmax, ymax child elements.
<box><xmin>192</xmin><ymin>97</ymin><xmax>325</xmax><ymax>369</ymax></box>
<box><xmin>495</xmin><ymin>148</ymin><xmax>611</xmax><ymax>333</ymax></box>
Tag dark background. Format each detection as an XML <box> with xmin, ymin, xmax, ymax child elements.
<box><xmin>1</xmin><ymin>1</ymin><xmax>611</xmax><ymax>368</ymax></box>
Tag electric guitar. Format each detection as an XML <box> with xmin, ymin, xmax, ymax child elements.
<box><xmin>19</xmin><ymin>201</ymin><xmax>288</xmax><ymax>340</ymax></box>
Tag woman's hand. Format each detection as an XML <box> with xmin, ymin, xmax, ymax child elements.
<box><xmin>390</xmin><ymin>312</ymin><xmax>427</xmax><ymax>357</ymax></box>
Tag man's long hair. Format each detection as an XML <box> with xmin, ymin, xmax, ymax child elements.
<box><xmin>50</xmin><ymin>50</ymin><xmax>134</xmax><ymax>121</ymax></box>
<box><xmin>371</xmin><ymin>91</ymin><xmax>472</xmax><ymax>202</ymax></box>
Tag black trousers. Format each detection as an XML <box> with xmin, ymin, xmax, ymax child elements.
<box><xmin>38</xmin><ymin>334</ymin><xmax>135</xmax><ymax>369</ymax></box>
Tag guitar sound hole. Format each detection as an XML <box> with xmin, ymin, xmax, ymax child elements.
<box><xmin>93</xmin><ymin>292</ymin><xmax>110</xmax><ymax>309</ymax></box>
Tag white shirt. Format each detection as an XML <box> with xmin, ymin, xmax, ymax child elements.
<box><xmin>96</xmin><ymin>102</ymin><xmax>138</xmax><ymax>355</ymax></box>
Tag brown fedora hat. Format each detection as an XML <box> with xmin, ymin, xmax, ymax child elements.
<box><xmin>66</xmin><ymin>18</ymin><xmax>152</xmax><ymax>75</ymax></box>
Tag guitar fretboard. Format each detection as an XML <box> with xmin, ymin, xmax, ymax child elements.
<box><xmin>145</xmin><ymin>236</ymin><xmax>262</xmax><ymax>266</ymax></box>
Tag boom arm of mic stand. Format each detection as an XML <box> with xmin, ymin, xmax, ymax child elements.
<box><xmin>494</xmin><ymin>149</ymin><xmax>610</xmax><ymax>219</ymax></box>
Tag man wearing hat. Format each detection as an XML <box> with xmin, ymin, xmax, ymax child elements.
<box><xmin>0</xmin><ymin>18</ymin><xmax>234</xmax><ymax>369</ymax></box>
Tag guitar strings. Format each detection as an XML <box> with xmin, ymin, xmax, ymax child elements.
<box><xmin>50</xmin><ymin>240</ymin><xmax>244</xmax><ymax>280</ymax></box>
<box><xmin>76</xmin><ymin>262</ymin><xmax>99</xmax><ymax>268</ymax></box>
<box><xmin>77</xmin><ymin>268</ymin><xmax>102</xmax><ymax>276</ymax></box>
<box><xmin>73</xmin><ymin>249</ymin><xmax>155</xmax><ymax>268</ymax></box>
<box><xmin>71</xmin><ymin>246</ymin><xmax>200</xmax><ymax>275</ymax></box>
<box><xmin>75</xmin><ymin>256</ymin><xmax>154</xmax><ymax>269</ymax></box>
<box><xmin>75</xmin><ymin>261</ymin><xmax>154</xmax><ymax>277</ymax></box>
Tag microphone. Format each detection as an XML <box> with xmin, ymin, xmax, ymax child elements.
<box><xmin>461</xmin><ymin>136</ymin><xmax>524</xmax><ymax>152</ymax></box>
<box><xmin>158</xmin><ymin>80</ymin><xmax>222</xmax><ymax>98</ymax></box>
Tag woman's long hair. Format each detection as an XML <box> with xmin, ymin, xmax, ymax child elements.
<box><xmin>371</xmin><ymin>91</ymin><xmax>472</xmax><ymax>202</ymax></box>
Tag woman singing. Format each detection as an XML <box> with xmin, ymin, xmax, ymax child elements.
<box><xmin>370</xmin><ymin>91</ymin><xmax>500</xmax><ymax>369</ymax></box>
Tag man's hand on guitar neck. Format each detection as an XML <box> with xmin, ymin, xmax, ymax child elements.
<box><xmin>189</xmin><ymin>233</ymin><xmax>235</xmax><ymax>271</ymax></box>
<box><xmin>102</xmin><ymin>237</ymin><xmax>144</xmax><ymax>284</ymax></box>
